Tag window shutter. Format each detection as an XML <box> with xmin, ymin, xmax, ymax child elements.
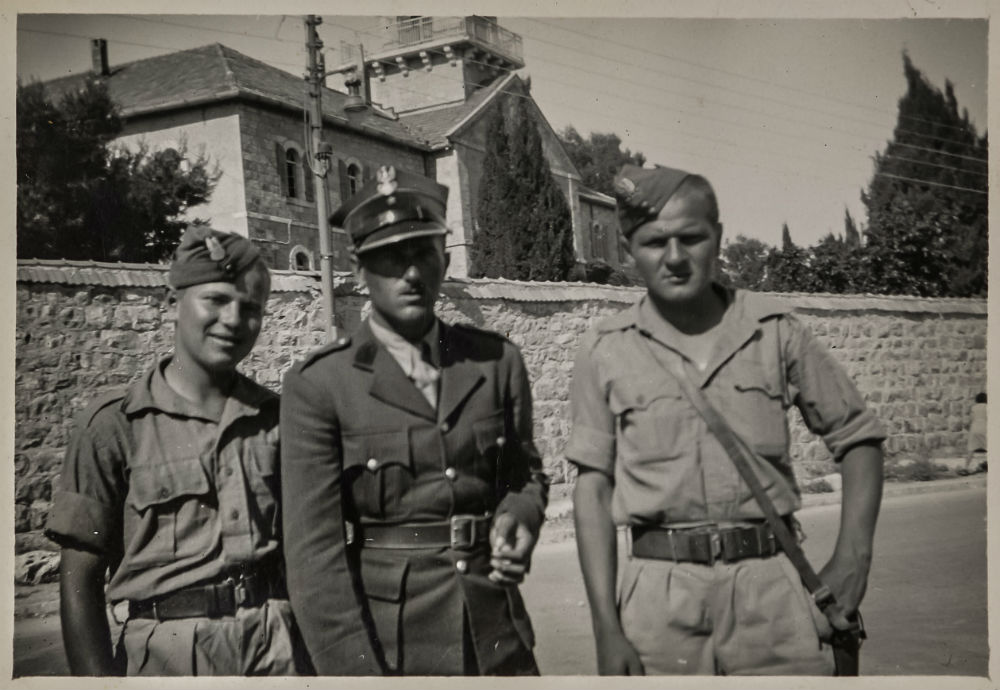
<box><xmin>304</xmin><ymin>156</ymin><xmax>315</xmax><ymax>203</ymax></box>
<box><xmin>275</xmin><ymin>142</ymin><xmax>288</xmax><ymax>196</ymax></box>
<box><xmin>337</xmin><ymin>158</ymin><xmax>350</xmax><ymax>207</ymax></box>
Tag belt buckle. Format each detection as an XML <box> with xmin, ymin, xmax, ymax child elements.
<box><xmin>709</xmin><ymin>530</ymin><xmax>723</xmax><ymax>565</ymax></box>
<box><xmin>226</xmin><ymin>575</ymin><xmax>249</xmax><ymax>607</ymax></box>
<box><xmin>450</xmin><ymin>514</ymin><xmax>478</xmax><ymax>549</ymax></box>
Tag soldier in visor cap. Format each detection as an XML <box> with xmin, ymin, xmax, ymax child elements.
<box><xmin>281</xmin><ymin>166</ymin><xmax>548</xmax><ymax>676</ymax></box>
<box><xmin>567</xmin><ymin>164</ymin><xmax>886</xmax><ymax>675</ymax></box>
<box><xmin>47</xmin><ymin>226</ymin><xmax>311</xmax><ymax>676</ymax></box>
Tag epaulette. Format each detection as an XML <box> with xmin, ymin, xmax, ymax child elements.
<box><xmin>450</xmin><ymin>321</ymin><xmax>507</xmax><ymax>341</ymax></box>
<box><xmin>595</xmin><ymin>306</ymin><xmax>638</xmax><ymax>334</ymax></box>
<box><xmin>295</xmin><ymin>334</ymin><xmax>352</xmax><ymax>373</ymax></box>
<box><xmin>741</xmin><ymin>291</ymin><xmax>790</xmax><ymax>322</ymax></box>
<box><xmin>82</xmin><ymin>390</ymin><xmax>128</xmax><ymax>426</ymax></box>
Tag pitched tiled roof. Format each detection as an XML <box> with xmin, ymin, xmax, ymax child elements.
<box><xmin>399</xmin><ymin>73</ymin><xmax>519</xmax><ymax>149</ymax></box>
<box><xmin>40</xmin><ymin>44</ymin><xmax>429</xmax><ymax>149</ymax></box>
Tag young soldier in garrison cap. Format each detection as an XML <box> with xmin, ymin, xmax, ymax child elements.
<box><xmin>47</xmin><ymin>227</ymin><xmax>310</xmax><ymax>676</ymax></box>
<box><xmin>567</xmin><ymin>164</ymin><xmax>886</xmax><ymax>675</ymax></box>
<box><xmin>281</xmin><ymin>166</ymin><xmax>548</xmax><ymax>676</ymax></box>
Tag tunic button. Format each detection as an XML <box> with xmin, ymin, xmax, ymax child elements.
<box><xmin>440</xmin><ymin>421</ymin><xmax>450</xmax><ymax>433</ymax></box>
<box><xmin>496</xmin><ymin>436</ymin><xmax>506</xmax><ymax>447</ymax></box>
<box><xmin>456</xmin><ymin>559</ymin><xmax>468</xmax><ymax>573</ymax></box>
<box><xmin>230</xmin><ymin>509</ymin><xmax>239</xmax><ymax>520</ymax></box>
<box><xmin>159</xmin><ymin>488</ymin><xmax>169</xmax><ymax>498</ymax></box>
<box><xmin>366</xmin><ymin>458</ymin><xmax>378</xmax><ymax>471</ymax></box>
<box><xmin>445</xmin><ymin>467</ymin><xmax>457</xmax><ymax>480</ymax></box>
<box><xmin>224</xmin><ymin>466</ymin><xmax>234</xmax><ymax>477</ymax></box>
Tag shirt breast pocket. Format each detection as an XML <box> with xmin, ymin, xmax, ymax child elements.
<box><xmin>609</xmin><ymin>375</ymin><xmax>695</xmax><ymax>462</ymax></box>
<box><xmin>342</xmin><ymin>429</ymin><xmax>413</xmax><ymax>520</ymax></box>
<box><xmin>248</xmin><ymin>443</ymin><xmax>279</xmax><ymax>534</ymax></box>
<box><xmin>731</xmin><ymin>362</ymin><xmax>789</xmax><ymax>458</ymax></box>
<box><xmin>126</xmin><ymin>458</ymin><xmax>214</xmax><ymax>568</ymax></box>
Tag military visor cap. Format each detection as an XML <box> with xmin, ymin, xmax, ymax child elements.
<box><xmin>168</xmin><ymin>225</ymin><xmax>263</xmax><ymax>289</ymax></box>
<box><xmin>330</xmin><ymin>165</ymin><xmax>449</xmax><ymax>254</ymax></box>
<box><xmin>613</xmin><ymin>164</ymin><xmax>691</xmax><ymax>238</ymax></box>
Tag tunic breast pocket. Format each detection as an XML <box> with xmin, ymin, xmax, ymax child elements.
<box><xmin>126</xmin><ymin>458</ymin><xmax>214</xmax><ymax>568</ymax></box>
<box><xmin>608</xmin><ymin>375</ymin><xmax>693</xmax><ymax>463</ymax></box>
<box><xmin>342</xmin><ymin>429</ymin><xmax>413</xmax><ymax>520</ymax></box>
<box><xmin>731</xmin><ymin>362</ymin><xmax>789</xmax><ymax>458</ymax></box>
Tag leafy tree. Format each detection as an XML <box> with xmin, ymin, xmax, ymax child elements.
<box><xmin>558</xmin><ymin>126</ymin><xmax>646</xmax><ymax>196</ymax></box>
<box><xmin>720</xmin><ymin>234</ymin><xmax>769</xmax><ymax>289</ymax></box>
<box><xmin>471</xmin><ymin>96</ymin><xmax>574</xmax><ymax>281</ymax></box>
<box><xmin>17</xmin><ymin>77</ymin><xmax>219</xmax><ymax>262</ymax></box>
<box><xmin>861</xmin><ymin>53</ymin><xmax>988</xmax><ymax>297</ymax></box>
<box><xmin>843</xmin><ymin>208</ymin><xmax>861</xmax><ymax>249</ymax></box>
<box><xmin>762</xmin><ymin>225</ymin><xmax>812</xmax><ymax>292</ymax></box>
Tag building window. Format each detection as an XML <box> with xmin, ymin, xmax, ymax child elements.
<box><xmin>397</xmin><ymin>16</ymin><xmax>433</xmax><ymax>45</ymax></box>
<box><xmin>289</xmin><ymin>245</ymin><xmax>314</xmax><ymax>271</ymax></box>
<box><xmin>347</xmin><ymin>163</ymin><xmax>362</xmax><ymax>196</ymax></box>
<box><xmin>285</xmin><ymin>149</ymin><xmax>299</xmax><ymax>199</ymax></box>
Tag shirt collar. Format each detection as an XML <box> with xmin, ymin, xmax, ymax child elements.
<box><xmin>368</xmin><ymin>316</ymin><xmax>441</xmax><ymax>375</ymax></box>
<box><xmin>123</xmin><ymin>356</ymin><xmax>275</xmax><ymax>422</ymax></box>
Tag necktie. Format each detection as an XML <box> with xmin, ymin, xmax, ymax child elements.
<box><xmin>410</xmin><ymin>342</ymin><xmax>440</xmax><ymax>409</ymax></box>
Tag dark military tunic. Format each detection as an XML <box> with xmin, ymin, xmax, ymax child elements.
<box><xmin>280</xmin><ymin>319</ymin><xmax>548</xmax><ymax>676</ymax></box>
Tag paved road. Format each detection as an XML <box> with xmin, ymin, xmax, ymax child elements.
<box><xmin>523</xmin><ymin>482</ymin><xmax>988</xmax><ymax>676</ymax></box>
<box><xmin>13</xmin><ymin>482</ymin><xmax>987</xmax><ymax>677</ymax></box>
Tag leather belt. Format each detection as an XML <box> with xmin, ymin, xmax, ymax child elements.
<box><xmin>129</xmin><ymin>566</ymin><xmax>287</xmax><ymax>620</ymax></box>
<box><xmin>351</xmin><ymin>514</ymin><xmax>492</xmax><ymax>550</ymax></box>
<box><xmin>630</xmin><ymin>520</ymin><xmax>789</xmax><ymax>565</ymax></box>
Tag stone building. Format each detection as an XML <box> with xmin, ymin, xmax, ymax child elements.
<box><xmin>36</xmin><ymin>16</ymin><xmax>625</xmax><ymax>277</ymax></box>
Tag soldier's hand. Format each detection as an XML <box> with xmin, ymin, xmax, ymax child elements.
<box><xmin>488</xmin><ymin>512</ymin><xmax>536</xmax><ymax>585</ymax></box>
<box><xmin>819</xmin><ymin>551</ymin><xmax>871</xmax><ymax>630</ymax></box>
<box><xmin>595</xmin><ymin>627</ymin><xmax>645</xmax><ymax>675</ymax></box>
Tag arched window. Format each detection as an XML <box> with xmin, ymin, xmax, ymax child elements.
<box><xmin>285</xmin><ymin>149</ymin><xmax>299</xmax><ymax>199</ymax></box>
<box><xmin>347</xmin><ymin>163</ymin><xmax>362</xmax><ymax>196</ymax></box>
<box><xmin>289</xmin><ymin>245</ymin><xmax>314</xmax><ymax>271</ymax></box>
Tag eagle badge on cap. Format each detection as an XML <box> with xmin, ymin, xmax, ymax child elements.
<box><xmin>376</xmin><ymin>166</ymin><xmax>398</xmax><ymax>197</ymax></box>
<box><xmin>205</xmin><ymin>235</ymin><xmax>227</xmax><ymax>261</ymax></box>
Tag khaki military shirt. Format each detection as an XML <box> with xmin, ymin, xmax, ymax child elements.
<box><xmin>46</xmin><ymin>358</ymin><xmax>281</xmax><ymax>602</ymax></box>
<box><xmin>566</xmin><ymin>288</ymin><xmax>886</xmax><ymax>526</ymax></box>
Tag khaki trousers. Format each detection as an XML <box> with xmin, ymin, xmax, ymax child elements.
<box><xmin>619</xmin><ymin>553</ymin><xmax>836</xmax><ymax>675</ymax></box>
<box><xmin>118</xmin><ymin>598</ymin><xmax>312</xmax><ymax>676</ymax></box>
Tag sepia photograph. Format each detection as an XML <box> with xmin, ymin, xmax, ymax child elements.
<box><xmin>9</xmin><ymin>1</ymin><xmax>991</xmax><ymax>684</ymax></box>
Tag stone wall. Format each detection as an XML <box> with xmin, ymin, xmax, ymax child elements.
<box><xmin>14</xmin><ymin>262</ymin><xmax>987</xmax><ymax>533</ymax></box>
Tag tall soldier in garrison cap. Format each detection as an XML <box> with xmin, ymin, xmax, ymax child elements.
<box><xmin>567</xmin><ymin>164</ymin><xmax>886</xmax><ymax>675</ymax></box>
<box><xmin>281</xmin><ymin>165</ymin><xmax>548</xmax><ymax>676</ymax></box>
<box><xmin>46</xmin><ymin>227</ymin><xmax>310</xmax><ymax>676</ymax></box>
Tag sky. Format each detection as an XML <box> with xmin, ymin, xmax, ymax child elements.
<box><xmin>14</xmin><ymin>7</ymin><xmax>989</xmax><ymax>249</ymax></box>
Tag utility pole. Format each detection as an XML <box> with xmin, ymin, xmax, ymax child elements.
<box><xmin>304</xmin><ymin>15</ymin><xmax>337</xmax><ymax>342</ymax></box>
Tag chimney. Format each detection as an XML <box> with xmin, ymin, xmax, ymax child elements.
<box><xmin>91</xmin><ymin>39</ymin><xmax>109</xmax><ymax>76</ymax></box>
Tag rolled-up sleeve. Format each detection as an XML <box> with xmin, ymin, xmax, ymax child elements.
<box><xmin>784</xmin><ymin>316</ymin><xmax>887</xmax><ymax>460</ymax></box>
<box><xmin>45</xmin><ymin>410</ymin><xmax>127</xmax><ymax>554</ymax></box>
<box><xmin>564</xmin><ymin>331</ymin><xmax>616</xmax><ymax>475</ymax></box>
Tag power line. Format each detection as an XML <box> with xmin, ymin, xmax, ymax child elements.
<box><xmin>882</xmin><ymin>153</ymin><xmax>987</xmax><ymax>177</ymax></box>
<box><xmin>874</xmin><ymin>172</ymin><xmax>987</xmax><ymax>195</ymax></box>
<box><xmin>521</xmin><ymin>17</ymin><xmax>984</xmax><ymax>136</ymax></box>
<box><xmin>890</xmin><ymin>141</ymin><xmax>987</xmax><ymax>163</ymax></box>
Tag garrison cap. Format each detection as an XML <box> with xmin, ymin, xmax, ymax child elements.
<box><xmin>330</xmin><ymin>165</ymin><xmax>448</xmax><ymax>254</ymax></box>
<box><xmin>168</xmin><ymin>226</ymin><xmax>263</xmax><ymax>289</ymax></box>
<box><xmin>613</xmin><ymin>164</ymin><xmax>691</xmax><ymax>238</ymax></box>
